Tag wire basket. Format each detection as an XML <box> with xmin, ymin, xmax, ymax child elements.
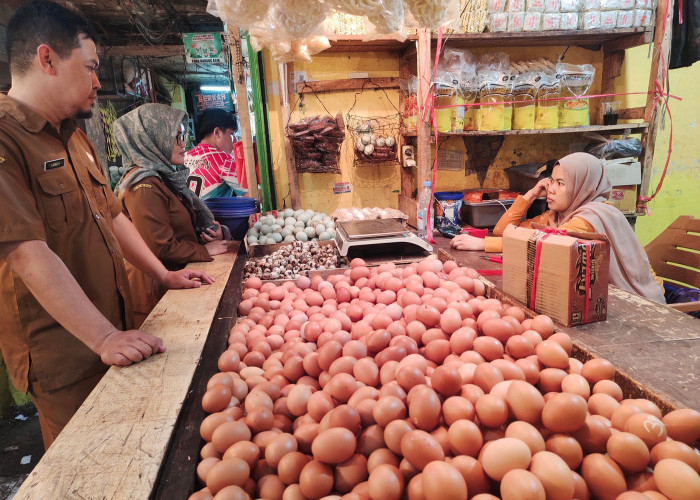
<box><xmin>286</xmin><ymin>85</ymin><xmax>345</xmax><ymax>174</ymax></box>
<box><xmin>345</xmin><ymin>81</ymin><xmax>402</xmax><ymax>168</ymax></box>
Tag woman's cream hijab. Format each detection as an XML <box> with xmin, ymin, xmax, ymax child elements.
<box><xmin>547</xmin><ymin>153</ymin><xmax>665</xmax><ymax>303</ymax></box>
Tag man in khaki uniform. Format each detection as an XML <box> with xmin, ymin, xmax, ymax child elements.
<box><xmin>0</xmin><ymin>0</ymin><xmax>214</xmax><ymax>449</ymax></box>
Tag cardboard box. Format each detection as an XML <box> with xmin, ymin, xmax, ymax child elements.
<box><xmin>503</xmin><ymin>225</ymin><xmax>610</xmax><ymax>326</ymax></box>
<box><xmin>605</xmin><ymin>159</ymin><xmax>641</xmax><ymax>186</ymax></box>
<box><xmin>609</xmin><ymin>185</ymin><xmax>637</xmax><ymax>214</ymax></box>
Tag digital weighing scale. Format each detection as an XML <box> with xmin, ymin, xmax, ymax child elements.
<box><xmin>334</xmin><ymin>219</ymin><xmax>433</xmax><ymax>256</ymax></box>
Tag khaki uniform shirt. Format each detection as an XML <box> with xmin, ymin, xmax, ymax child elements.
<box><xmin>0</xmin><ymin>94</ymin><xmax>133</xmax><ymax>392</ymax></box>
<box><xmin>121</xmin><ymin>173</ymin><xmax>211</xmax><ymax>321</ymax></box>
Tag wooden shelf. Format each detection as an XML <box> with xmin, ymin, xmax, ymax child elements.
<box><xmin>402</xmin><ymin>123</ymin><xmax>649</xmax><ymax>137</ymax></box>
<box><xmin>327</xmin><ymin>28</ymin><xmax>653</xmax><ymax>53</ymax></box>
<box><xmin>435</xmin><ymin>28</ymin><xmax>653</xmax><ymax>50</ymax></box>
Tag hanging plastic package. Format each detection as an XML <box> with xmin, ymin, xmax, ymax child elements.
<box><xmin>462</xmin><ymin>77</ymin><xmax>478</xmax><ymax>130</ymax></box>
<box><xmin>477</xmin><ymin>70</ymin><xmax>509</xmax><ymax>131</ymax></box>
<box><xmin>512</xmin><ymin>72</ymin><xmax>538</xmax><ymax>130</ymax></box>
<box><xmin>503</xmin><ymin>73</ymin><xmax>515</xmax><ymax>131</ymax></box>
<box><xmin>534</xmin><ymin>70</ymin><xmax>560</xmax><ymax>129</ymax></box>
<box><xmin>557</xmin><ymin>63</ymin><xmax>595</xmax><ymax>128</ymax></box>
<box><xmin>434</xmin><ymin>73</ymin><xmax>458</xmax><ymax>134</ymax></box>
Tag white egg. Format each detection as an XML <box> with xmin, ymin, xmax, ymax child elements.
<box><xmin>318</xmin><ymin>231</ymin><xmax>332</xmax><ymax>241</ymax></box>
<box><xmin>283</xmin><ymin>208</ymin><xmax>294</xmax><ymax>218</ymax></box>
<box><xmin>247</xmin><ymin>235</ymin><xmax>258</xmax><ymax>243</ymax></box>
<box><xmin>356</xmin><ymin>139</ymin><xmax>365</xmax><ymax>152</ymax></box>
<box><xmin>361</xmin><ymin>133</ymin><xmax>371</xmax><ymax>145</ymax></box>
<box><xmin>271</xmin><ymin>224</ymin><xmax>282</xmax><ymax>233</ymax></box>
<box><xmin>271</xmin><ymin>233</ymin><xmax>283</xmax><ymax>243</ymax></box>
<box><xmin>386</xmin><ymin>137</ymin><xmax>395</xmax><ymax>147</ymax></box>
<box><xmin>260</xmin><ymin>224</ymin><xmax>272</xmax><ymax>235</ymax></box>
<box><xmin>285</xmin><ymin>217</ymin><xmax>297</xmax><ymax>226</ymax></box>
<box><xmin>315</xmin><ymin>224</ymin><xmax>326</xmax><ymax>234</ymax></box>
<box><xmin>304</xmin><ymin>226</ymin><xmax>316</xmax><ymax>238</ymax></box>
<box><xmin>376</xmin><ymin>138</ymin><xmax>386</xmax><ymax>147</ymax></box>
<box><xmin>364</xmin><ymin>144</ymin><xmax>375</xmax><ymax>155</ymax></box>
<box><xmin>360</xmin><ymin>121</ymin><xmax>370</xmax><ymax>132</ymax></box>
<box><xmin>253</xmin><ymin>221</ymin><xmax>262</xmax><ymax>230</ymax></box>
<box><xmin>295</xmin><ymin>231</ymin><xmax>308</xmax><ymax>241</ymax></box>
<box><xmin>283</xmin><ymin>234</ymin><xmax>295</xmax><ymax>243</ymax></box>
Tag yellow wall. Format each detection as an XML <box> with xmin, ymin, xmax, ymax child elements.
<box><xmin>616</xmin><ymin>48</ymin><xmax>699</xmax><ymax>245</ymax></box>
<box><xmin>266</xmin><ymin>51</ymin><xmax>402</xmax><ymax>213</ymax></box>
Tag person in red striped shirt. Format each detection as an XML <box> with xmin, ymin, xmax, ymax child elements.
<box><xmin>185</xmin><ymin>109</ymin><xmax>247</xmax><ymax>199</ymax></box>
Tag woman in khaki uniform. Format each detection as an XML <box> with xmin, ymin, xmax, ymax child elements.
<box><xmin>113</xmin><ymin>104</ymin><xmax>229</xmax><ymax>325</ymax></box>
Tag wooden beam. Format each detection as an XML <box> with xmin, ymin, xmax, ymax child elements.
<box><xmin>296</xmin><ymin>77</ymin><xmax>400</xmax><ymax>94</ymax></box>
<box><xmin>100</xmin><ymin>45</ymin><xmax>184</xmax><ymax>57</ymax></box>
<box><xmin>229</xmin><ymin>27</ymin><xmax>260</xmax><ymax>201</ymax></box>
<box><xmin>416</xmin><ymin>29</ymin><xmax>431</xmax><ymax>195</ymax></box>
<box><xmin>280</xmin><ymin>62</ymin><xmax>302</xmax><ymax>210</ymax></box>
<box><xmin>399</xmin><ymin>48</ymin><xmax>414</xmax><ymax>204</ymax></box>
<box><xmin>11</xmin><ymin>250</ymin><xmax>238</xmax><ymax>500</ymax></box>
<box><xmin>618</xmin><ymin>106</ymin><xmax>646</xmax><ymax>120</ymax></box>
<box><xmin>640</xmin><ymin>0</ymin><xmax>674</xmax><ymax>206</ymax></box>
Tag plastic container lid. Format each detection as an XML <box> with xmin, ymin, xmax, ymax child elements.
<box><xmin>434</xmin><ymin>191</ymin><xmax>464</xmax><ymax>201</ymax></box>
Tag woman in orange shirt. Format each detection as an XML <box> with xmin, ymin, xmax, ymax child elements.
<box><xmin>451</xmin><ymin>152</ymin><xmax>665</xmax><ymax>303</ymax></box>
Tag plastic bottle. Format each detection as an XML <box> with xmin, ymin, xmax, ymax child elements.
<box><xmin>417</xmin><ymin>180</ymin><xmax>432</xmax><ymax>240</ymax></box>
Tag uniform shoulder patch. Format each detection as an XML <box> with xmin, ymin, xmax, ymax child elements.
<box><xmin>132</xmin><ymin>183</ymin><xmax>153</xmax><ymax>191</ymax></box>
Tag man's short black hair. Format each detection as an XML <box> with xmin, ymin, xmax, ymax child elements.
<box><xmin>7</xmin><ymin>0</ymin><xmax>98</xmax><ymax>76</ymax></box>
<box><xmin>195</xmin><ymin>109</ymin><xmax>239</xmax><ymax>143</ymax></box>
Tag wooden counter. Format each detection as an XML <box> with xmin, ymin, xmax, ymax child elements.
<box><xmin>433</xmin><ymin>235</ymin><xmax>700</xmax><ymax>412</ymax></box>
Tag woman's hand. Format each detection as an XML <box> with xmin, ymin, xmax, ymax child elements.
<box><xmin>199</xmin><ymin>221</ymin><xmax>224</xmax><ymax>243</ymax></box>
<box><xmin>450</xmin><ymin>234</ymin><xmax>486</xmax><ymax>251</ymax></box>
<box><xmin>205</xmin><ymin>239</ymin><xmax>229</xmax><ymax>256</ymax></box>
<box><xmin>524</xmin><ymin>177</ymin><xmax>552</xmax><ymax>202</ymax></box>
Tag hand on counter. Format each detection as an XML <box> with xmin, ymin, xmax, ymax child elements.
<box><xmin>450</xmin><ymin>234</ymin><xmax>486</xmax><ymax>251</ymax></box>
<box><xmin>163</xmin><ymin>269</ymin><xmax>216</xmax><ymax>288</ymax></box>
<box><xmin>98</xmin><ymin>328</ymin><xmax>166</xmax><ymax>366</ymax></box>
<box><xmin>199</xmin><ymin>221</ymin><xmax>224</xmax><ymax>243</ymax></box>
<box><xmin>205</xmin><ymin>239</ymin><xmax>229</xmax><ymax>256</ymax></box>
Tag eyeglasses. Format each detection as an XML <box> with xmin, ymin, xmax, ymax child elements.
<box><xmin>176</xmin><ymin>124</ymin><xmax>188</xmax><ymax>147</ymax></box>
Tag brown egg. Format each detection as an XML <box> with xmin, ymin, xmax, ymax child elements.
<box><xmin>571</xmin><ymin>471</ymin><xmax>590</xmax><ymax>500</ymax></box>
<box><xmin>561</xmin><ymin>373</ymin><xmax>591</xmax><ymax>400</ymax></box>
<box><xmin>369</xmin><ymin>464</ymin><xmax>405</xmax><ymax>500</ymax></box>
<box><xmin>580</xmin><ymin>358</ymin><xmax>615</xmax><ymax>384</ymax></box>
<box><xmin>264</xmin><ymin>433</ymin><xmax>297</xmax><ymax>468</ymax></box>
<box><xmin>473</xmin><ymin>336</ymin><xmax>505</xmax><ymax>361</ymax></box>
<box><xmin>448</xmin><ymin>419</ymin><xmax>483</xmax><ymax>457</ymax></box>
<box><xmin>299</xmin><ymin>459</ymin><xmax>334</xmax><ymax>498</ymax></box>
<box><xmin>212</xmin><ymin>421</ymin><xmax>253</xmax><ymax>454</ymax></box>
<box><xmin>201</xmin><ymin>412</ymin><xmax>235</xmax><ymax>442</ymax></box>
<box><xmin>422</xmin><ymin>461</ymin><xmax>468</xmax><ymax>500</ymax></box>
<box><xmin>580</xmin><ymin>453</ymin><xmax>626</xmax><ymax>500</ymax></box>
<box><xmin>625</xmin><ymin>412</ymin><xmax>668</xmax><ymax>448</ymax></box>
<box><xmin>449</xmin><ymin>455</ymin><xmax>491</xmax><ymax>497</ymax></box>
<box><xmin>293</xmin><ymin>423</ymin><xmax>319</xmax><ymax>454</ymax></box>
<box><xmin>223</xmin><ymin>440</ymin><xmax>259</xmax><ymax>468</ymax></box>
<box><xmin>277</xmin><ymin>451</ymin><xmax>311</xmax><ymax>485</ymax></box>
<box><xmin>384</xmin><ymin>419</ymin><xmax>415</xmax><ymax>455</ymax></box>
<box><xmin>616</xmin><ymin>493</ymin><xmax>653</xmax><ymax>500</ymax></box>
<box><xmin>367</xmin><ymin>448</ymin><xmax>400</xmax><ymax>473</ymax></box>
<box><xmin>210</xmin><ymin>484</ymin><xmax>247</xmax><ymax>500</ymax></box>
<box><xmin>588</xmin><ymin>392</ymin><xmax>620</xmax><ymax>419</ymax></box>
<box><xmin>257</xmin><ymin>474</ymin><xmax>284</xmax><ymax>499</ymax></box>
<box><xmin>481</xmin><ymin>318</ymin><xmax>516</xmax><ymax>343</ymax></box>
<box><xmin>201</xmin><ymin>442</ymin><xmax>220</xmax><ymax>460</ymax></box>
<box><xmin>530</xmin><ymin>315</ymin><xmax>554</xmax><ymax>339</ymax></box>
<box><xmin>373</xmin><ymin>396</ymin><xmax>406</xmax><ymax>427</ymax></box>
<box><xmin>529</xmin><ymin>451</ymin><xmax>575</xmax><ymax>500</ymax></box>
<box><xmin>431</xmin><ymin>365</ymin><xmax>463</xmax><ymax>396</ymax></box>
<box><xmin>406</xmin><ymin>473</ymin><xmax>425</xmax><ymax>500</ymax></box>
<box><xmin>631</xmin><ymin>399</ymin><xmax>663</xmax><ymax>419</ymax></box>
<box><xmin>197</xmin><ymin>457</ymin><xmax>220</xmax><ymax>484</ymax></box>
<box><xmin>202</xmin><ymin>385</ymin><xmax>233</xmax><ymax>414</ymax></box>
<box><xmin>505</xmin><ymin>380</ymin><xmax>545</xmax><ymax>424</ymax></box>
<box><xmin>408</xmin><ymin>387</ymin><xmax>442</xmax><ymax>431</ymax></box>
<box><xmin>335</xmin><ymin>454</ymin><xmax>369</xmax><ymax>493</ymax></box>
<box><xmin>611</xmin><ymin>402</ymin><xmax>644</xmax><ymax>430</ymax></box>
<box><xmin>206</xmin><ymin>458</ymin><xmax>250</xmax><ymax>495</ymax></box>
<box><xmin>592</xmin><ymin>379</ymin><xmax>624</xmax><ymax>401</ymax></box>
<box><xmin>535</xmin><ymin>340</ymin><xmax>570</xmax><ymax>369</ymax></box>
<box><xmin>500</xmin><ymin>469</ymin><xmax>545</xmax><ymax>500</ymax></box>
<box><xmin>326</xmin><ymin>372</ymin><xmax>358</xmax><ymax>403</ymax></box>
<box><xmin>312</xmin><ymin>427</ymin><xmax>357</xmax><ymax>464</ymax></box>
<box><xmin>606</xmin><ymin>432</ymin><xmax>650</xmax><ymax>473</ymax></box>
<box><xmin>541</xmin><ymin>393</ymin><xmax>587</xmax><ymax>433</ymax></box>
<box><xmin>442</xmin><ymin>396</ymin><xmax>475</xmax><ymax>425</ymax></box>
<box><xmin>573</xmin><ymin>414</ymin><xmax>612</xmax><ymax>453</ymax></box>
<box><xmin>505</xmin><ymin>421</ymin><xmax>545</xmax><ymax>455</ymax></box>
<box><xmin>650</xmin><ymin>441</ymin><xmax>700</xmax><ymax>471</ymax></box>
<box><xmin>662</xmin><ymin>409</ymin><xmax>700</xmax><ymax>444</ymax></box>
<box><xmin>401</xmin><ymin>429</ymin><xmax>445</xmax><ymax>470</ymax></box>
<box><xmin>475</xmin><ymin>394</ymin><xmax>509</xmax><ymax>428</ymax></box>
<box><xmin>357</xmin><ymin>424</ymin><xmax>386</xmax><ymax>456</ymax></box>
<box><xmin>473</xmin><ymin>363</ymin><xmax>505</xmax><ymax>393</ymax></box>
<box><xmin>480</xmin><ymin>437</ymin><xmax>532</xmax><ymax>481</ymax></box>
<box><xmin>538</xmin><ymin>368</ymin><xmax>568</xmax><ymax>393</ymax></box>
<box><xmin>654</xmin><ymin>458</ymin><xmax>700</xmax><ymax>500</ymax></box>
<box><xmin>506</xmin><ymin>335</ymin><xmax>536</xmax><ymax>359</ymax></box>
<box><xmin>545</xmin><ymin>434</ymin><xmax>584</xmax><ymax>470</ymax></box>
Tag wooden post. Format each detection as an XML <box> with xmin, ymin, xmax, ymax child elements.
<box><xmin>229</xmin><ymin>27</ymin><xmax>259</xmax><ymax>201</ymax></box>
<box><xmin>279</xmin><ymin>62</ymin><xmax>301</xmax><ymax>209</ymax></box>
<box><xmin>639</xmin><ymin>0</ymin><xmax>674</xmax><ymax>209</ymax></box>
<box><xmin>398</xmin><ymin>48</ymin><xmax>413</xmax><ymax>202</ymax></box>
<box><xmin>599</xmin><ymin>46</ymin><xmax>625</xmax><ymax>125</ymax></box>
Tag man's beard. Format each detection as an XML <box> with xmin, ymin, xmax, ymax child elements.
<box><xmin>74</xmin><ymin>108</ymin><xmax>94</xmax><ymax>120</ymax></box>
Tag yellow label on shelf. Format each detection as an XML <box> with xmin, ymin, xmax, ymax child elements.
<box><xmin>559</xmin><ymin>98</ymin><xmax>590</xmax><ymax>127</ymax></box>
<box><xmin>513</xmin><ymin>104</ymin><xmax>536</xmax><ymax>130</ymax></box>
<box><xmin>535</xmin><ymin>105</ymin><xmax>559</xmax><ymax>130</ymax></box>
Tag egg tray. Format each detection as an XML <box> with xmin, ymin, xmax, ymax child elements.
<box><xmin>244</xmin><ymin>238</ymin><xmax>339</xmax><ymax>258</ymax></box>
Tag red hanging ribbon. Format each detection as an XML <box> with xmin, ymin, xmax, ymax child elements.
<box><xmin>583</xmin><ymin>242</ymin><xmax>591</xmax><ymax>320</ymax></box>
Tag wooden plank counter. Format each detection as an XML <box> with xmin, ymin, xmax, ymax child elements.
<box><xmin>433</xmin><ymin>235</ymin><xmax>700</xmax><ymax>411</ymax></box>
<box><xmin>12</xmin><ymin>247</ymin><xmax>241</xmax><ymax>500</ymax></box>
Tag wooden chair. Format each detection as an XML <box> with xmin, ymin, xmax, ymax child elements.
<box><xmin>645</xmin><ymin>216</ymin><xmax>700</xmax><ymax>313</ymax></box>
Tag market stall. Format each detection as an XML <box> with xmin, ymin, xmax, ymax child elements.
<box><xmin>11</xmin><ymin>232</ymin><xmax>698</xmax><ymax>498</ymax></box>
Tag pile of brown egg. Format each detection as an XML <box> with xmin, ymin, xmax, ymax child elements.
<box><xmin>190</xmin><ymin>256</ymin><xmax>700</xmax><ymax>500</ymax></box>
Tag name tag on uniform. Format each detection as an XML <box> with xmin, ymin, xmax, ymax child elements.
<box><xmin>44</xmin><ymin>158</ymin><xmax>65</xmax><ymax>170</ymax></box>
